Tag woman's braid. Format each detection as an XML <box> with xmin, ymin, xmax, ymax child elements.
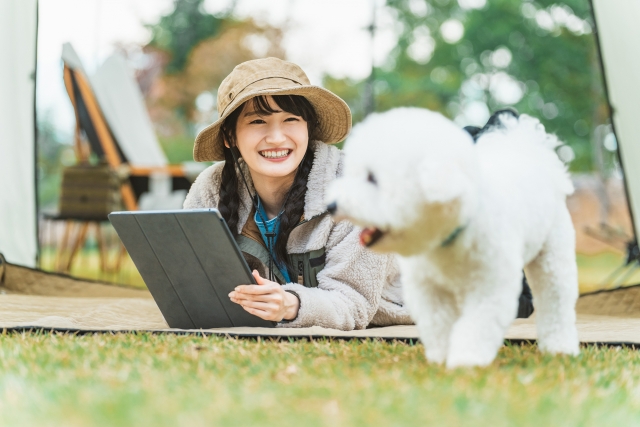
<box><xmin>218</xmin><ymin>146</ymin><xmax>240</xmax><ymax>233</ymax></box>
<box><xmin>216</xmin><ymin>94</ymin><xmax>319</xmax><ymax>280</ymax></box>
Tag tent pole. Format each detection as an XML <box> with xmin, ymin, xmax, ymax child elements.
<box><xmin>33</xmin><ymin>0</ymin><xmax>40</xmax><ymax>267</ymax></box>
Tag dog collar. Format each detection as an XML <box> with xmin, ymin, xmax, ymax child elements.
<box><xmin>440</xmin><ymin>224</ymin><xmax>467</xmax><ymax>248</ymax></box>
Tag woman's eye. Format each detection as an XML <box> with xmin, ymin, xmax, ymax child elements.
<box><xmin>367</xmin><ymin>172</ymin><xmax>377</xmax><ymax>185</ymax></box>
<box><xmin>249</xmin><ymin>119</ymin><xmax>266</xmax><ymax>124</ymax></box>
<box><xmin>284</xmin><ymin>117</ymin><xmax>300</xmax><ymax>122</ymax></box>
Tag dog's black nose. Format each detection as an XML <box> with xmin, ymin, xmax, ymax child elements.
<box><xmin>327</xmin><ymin>202</ymin><xmax>337</xmax><ymax>215</ymax></box>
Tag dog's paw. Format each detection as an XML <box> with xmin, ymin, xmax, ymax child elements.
<box><xmin>446</xmin><ymin>354</ymin><xmax>494</xmax><ymax>369</ymax></box>
<box><xmin>424</xmin><ymin>347</ymin><xmax>447</xmax><ymax>365</ymax></box>
<box><xmin>445</xmin><ymin>350</ymin><xmax>496</xmax><ymax>369</ymax></box>
<box><xmin>539</xmin><ymin>343</ymin><xmax>580</xmax><ymax>357</ymax></box>
<box><xmin>538</xmin><ymin>325</ymin><xmax>580</xmax><ymax>356</ymax></box>
<box><xmin>539</xmin><ymin>337</ymin><xmax>580</xmax><ymax>356</ymax></box>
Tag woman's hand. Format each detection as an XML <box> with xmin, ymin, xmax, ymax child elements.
<box><xmin>229</xmin><ymin>270</ymin><xmax>300</xmax><ymax>322</ymax></box>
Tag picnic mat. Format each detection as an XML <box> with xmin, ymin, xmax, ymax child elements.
<box><xmin>2</xmin><ymin>262</ymin><xmax>640</xmax><ymax>343</ymax></box>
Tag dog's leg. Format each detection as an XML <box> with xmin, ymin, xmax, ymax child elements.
<box><xmin>406</xmin><ymin>284</ymin><xmax>458</xmax><ymax>364</ymax></box>
<box><xmin>445</xmin><ymin>270</ymin><xmax>522</xmax><ymax>368</ymax></box>
<box><xmin>525</xmin><ymin>207</ymin><xmax>579</xmax><ymax>356</ymax></box>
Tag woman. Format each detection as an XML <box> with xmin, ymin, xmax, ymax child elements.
<box><xmin>184</xmin><ymin>57</ymin><xmax>411</xmax><ymax>329</ymax></box>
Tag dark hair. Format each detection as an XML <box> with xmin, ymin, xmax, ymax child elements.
<box><xmin>218</xmin><ymin>95</ymin><xmax>318</xmax><ymax>278</ymax></box>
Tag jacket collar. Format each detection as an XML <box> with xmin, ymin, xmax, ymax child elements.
<box><xmin>233</xmin><ymin>141</ymin><xmax>342</xmax><ymax>234</ymax></box>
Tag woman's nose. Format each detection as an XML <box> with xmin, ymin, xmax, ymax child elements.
<box><xmin>265</xmin><ymin>123</ymin><xmax>286</xmax><ymax>144</ymax></box>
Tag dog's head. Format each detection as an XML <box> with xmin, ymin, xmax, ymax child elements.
<box><xmin>327</xmin><ymin>108</ymin><xmax>478</xmax><ymax>256</ymax></box>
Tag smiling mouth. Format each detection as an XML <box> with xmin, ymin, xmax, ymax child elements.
<box><xmin>359</xmin><ymin>227</ymin><xmax>384</xmax><ymax>247</ymax></box>
<box><xmin>260</xmin><ymin>149</ymin><xmax>292</xmax><ymax>159</ymax></box>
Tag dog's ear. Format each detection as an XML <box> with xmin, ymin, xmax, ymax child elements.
<box><xmin>417</xmin><ymin>155</ymin><xmax>473</xmax><ymax>204</ymax></box>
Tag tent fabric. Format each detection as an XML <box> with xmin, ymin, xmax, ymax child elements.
<box><xmin>0</xmin><ymin>262</ymin><xmax>149</xmax><ymax>299</ymax></box>
<box><xmin>577</xmin><ymin>286</ymin><xmax>640</xmax><ymax>318</ymax></box>
<box><xmin>91</xmin><ymin>53</ymin><xmax>168</xmax><ymax>167</ymax></box>
<box><xmin>61</xmin><ymin>43</ymin><xmax>87</xmax><ymax>76</ymax></box>
<box><xmin>591</xmin><ymin>0</ymin><xmax>640</xmax><ymax>235</ymax></box>
<box><xmin>0</xmin><ymin>0</ymin><xmax>38</xmax><ymax>267</ymax></box>
<box><xmin>62</xmin><ymin>43</ymin><xmax>167</xmax><ymax>167</ymax></box>
<box><xmin>2</xmin><ymin>263</ymin><xmax>640</xmax><ymax>344</ymax></box>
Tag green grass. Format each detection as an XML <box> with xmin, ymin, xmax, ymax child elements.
<box><xmin>1</xmin><ymin>333</ymin><xmax>639</xmax><ymax>427</ymax></box>
<box><xmin>577</xmin><ymin>251</ymin><xmax>640</xmax><ymax>293</ymax></box>
<box><xmin>39</xmin><ymin>243</ymin><xmax>640</xmax><ymax>295</ymax></box>
<box><xmin>39</xmin><ymin>246</ymin><xmax>146</xmax><ymax>289</ymax></box>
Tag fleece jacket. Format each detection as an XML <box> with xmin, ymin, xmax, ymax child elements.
<box><xmin>183</xmin><ymin>141</ymin><xmax>413</xmax><ymax>330</ymax></box>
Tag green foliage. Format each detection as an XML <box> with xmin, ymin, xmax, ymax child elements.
<box><xmin>146</xmin><ymin>0</ymin><xmax>226</xmax><ymax>74</ymax></box>
<box><xmin>1</xmin><ymin>333</ymin><xmax>640</xmax><ymax>426</ymax></box>
<box><xmin>325</xmin><ymin>0</ymin><xmax>608</xmax><ymax>172</ymax></box>
<box><xmin>158</xmin><ymin>134</ymin><xmax>197</xmax><ymax>163</ymax></box>
<box><xmin>37</xmin><ymin>116</ymin><xmax>72</xmax><ymax>210</ymax></box>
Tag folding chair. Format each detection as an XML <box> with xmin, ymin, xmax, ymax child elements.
<box><xmin>48</xmin><ymin>43</ymin><xmax>196</xmax><ymax>274</ymax></box>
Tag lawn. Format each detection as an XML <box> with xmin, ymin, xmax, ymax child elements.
<box><xmin>577</xmin><ymin>251</ymin><xmax>640</xmax><ymax>293</ymax></box>
<box><xmin>39</xmin><ymin>245</ymin><xmax>640</xmax><ymax>294</ymax></box>
<box><xmin>1</xmin><ymin>332</ymin><xmax>639</xmax><ymax>427</ymax></box>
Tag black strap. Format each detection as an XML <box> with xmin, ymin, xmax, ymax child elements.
<box><xmin>229</xmin><ymin>147</ymin><xmax>306</xmax><ymax>282</ymax></box>
<box><xmin>517</xmin><ymin>277</ymin><xmax>534</xmax><ymax>319</ymax></box>
<box><xmin>464</xmin><ymin>108</ymin><xmax>519</xmax><ymax>143</ymax></box>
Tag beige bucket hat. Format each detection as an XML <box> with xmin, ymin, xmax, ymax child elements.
<box><xmin>193</xmin><ymin>57</ymin><xmax>352</xmax><ymax>162</ymax></box>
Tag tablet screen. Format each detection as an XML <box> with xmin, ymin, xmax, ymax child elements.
<box><xmin>109</xmin><ymin>209</ymin><xmax>275</xmax><ymax>329</ymax></box>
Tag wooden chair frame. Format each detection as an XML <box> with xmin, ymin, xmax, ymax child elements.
<box><xmin>55</xmin><ymin>61</ymin><xmax>187</xmax><ymax>275</ymax></box>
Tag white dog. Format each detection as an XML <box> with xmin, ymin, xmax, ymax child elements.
<box><xmin>327</xmin><ymin>108</ymin><xmax>579</xmax><ymax>368</ymax></box>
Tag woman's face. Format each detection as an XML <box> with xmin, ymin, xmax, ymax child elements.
<box><xmin>232</xmin><ymin>96</ymin><xmax>309</xmax><ymax>181</ymax></box>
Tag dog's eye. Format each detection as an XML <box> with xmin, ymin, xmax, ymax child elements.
<box><xmin>367</xmin><ymin>172</ymin><xmax>377</xmax><ymax>185</ymax></box>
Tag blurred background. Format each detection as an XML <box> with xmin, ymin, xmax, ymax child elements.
<box><xmin>36</xmin><ymin>0</ymin><xmax>634</xmax><ymax>292</ymax></box>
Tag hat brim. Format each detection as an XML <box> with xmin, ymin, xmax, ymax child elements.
<box><xmin>193</xmin><ymin>86</ymin><xmax>352</xmax><ymax>162</ymax></box>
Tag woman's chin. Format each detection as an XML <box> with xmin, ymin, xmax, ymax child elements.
<box><xmin>254</xmin><ymin>156</ymin><xmax>302</xmax><ymax>177</ymax></box>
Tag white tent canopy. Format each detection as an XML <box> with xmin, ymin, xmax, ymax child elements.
<box><xmin>0</xmin><ymin>0</ymin><xmax>38</xmax><ymax>267</ymax></box>
<box><xmin>61</xmin><ymin>43</ymin><xmax>168</xmax><ymax>167</ymax></box>
<box><xmin>0</xmin><ymin>1</ymin><xmax>639</xmax><ymax>269</ymax></box>
<box><xmin>91</xmin><ymin>52</ymin><xmax>168</xmax><ymax>167</ymax></box>
<box><xmin>592</xmin><ymin>0</ymin><xmax>640</xmax><ymax>239</ymax></box>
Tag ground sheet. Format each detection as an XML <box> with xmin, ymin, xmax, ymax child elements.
<box><xmin>2</xmin><ymin>263</ymin><xmax>640</xmax><ymax>343</ymax></box>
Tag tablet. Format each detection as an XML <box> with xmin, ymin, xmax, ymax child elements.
<box><xmin>109</xmin><ymin>209</ymin><xmax>275</xmax><ymax>329</ymax></box>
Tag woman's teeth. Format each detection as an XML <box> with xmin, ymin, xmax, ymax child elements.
<box><xmin>260</xmin><ymin>150</ymin><xmax>291</xmax><ymax>159</ymax></box>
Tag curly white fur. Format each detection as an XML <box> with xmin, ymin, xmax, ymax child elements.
<box><xmin>327</xmin><ymin>107</ymin><xmax>580</xmax><ymax>368</ymax></box>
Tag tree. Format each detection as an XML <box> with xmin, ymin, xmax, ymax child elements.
<box><xmin>146</xmin><ymin>0</ymin><xmax>226</xmax><ymax>74</ymax></box>
<box><xmin>324</xmin><ymin>0</ymin><xmax>609</xmax><ymax>171</ymax></box>
<box><xmin>143</xmin><ymin>0</ymin><xmax>284</xmax><ymax>138</ymax></box>
<box><xmin>37</xmin><ymin>113</ymin><xmax>72</xmax><ymax>210</ymax></box>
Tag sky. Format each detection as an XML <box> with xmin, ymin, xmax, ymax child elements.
<box><xmin>37</xmin><ymin>0</ymin><xmax>396</xmax><ymax>138</ymax></box>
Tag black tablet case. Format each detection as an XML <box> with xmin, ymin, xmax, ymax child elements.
<box><xmin>109</xmin><ymin>209</ymin><xmax>275</xmax><ymax>329</ymax></box>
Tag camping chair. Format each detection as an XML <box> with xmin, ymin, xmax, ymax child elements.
<box><xmin>49</xmin><ymin>43</ymin><xmax>196</xmax><ymax>274</ymax></box>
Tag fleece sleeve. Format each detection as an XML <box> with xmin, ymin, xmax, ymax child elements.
<box><xmin>279</xmin><ymin>221</ymin><xmax>389</xmax><ymax>330</ymax></box>
<box><xmin>183</xmin><ymin>163</ymin><xmax>223</xmax><ymax>209</ymax></box>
